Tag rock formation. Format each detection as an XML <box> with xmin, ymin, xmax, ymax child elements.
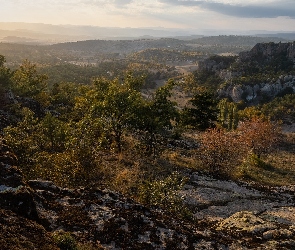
<box><xmin>218</xmin><ymin>74</ymin><xmax>295</xmax><ymax>103</ymax></box>
<box><xmin>240</xmin><ymin>42</ymin><xmax>295</xmax><ymax>63</ymax></box>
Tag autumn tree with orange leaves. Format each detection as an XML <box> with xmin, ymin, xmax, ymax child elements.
<box><xmin>238</xmin><ymin>118</ymin><xmax>280</xmax><ymax>158</ymax></box>
<box><xmin>198</xmin><ymin>118</ymin><xmax>281</xmax><ymax>175</ymax></box>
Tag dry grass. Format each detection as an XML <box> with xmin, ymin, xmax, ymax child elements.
<box><xmin>33</xmin><ymin>129</ymin><xmax>293</xmax><ymax>194</ymax></box>
<box><xmin>160</xmin><ymin>131</ymin><xmax>295</xmax><ymax>187</ymax></box>
<box><xmin>234</xmin><ymin>132</ymin><xmax>295</xmax><ymax>186</ymax></box>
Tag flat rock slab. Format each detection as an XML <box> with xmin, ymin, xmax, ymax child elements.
<box><xmin>181</xmin><ymin>173</ymin><xmax>294</xmax><ymax>222</ymax></box>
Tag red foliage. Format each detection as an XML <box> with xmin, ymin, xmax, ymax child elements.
<box><xmin>198</xmin><ymin>118</ymin><xmax>281</xmax><ymax>174</ymax></box>
<box><xmin>238</xmin><ymin>118</ymin><xmax>280</xmax><ymax>157</ymax></box>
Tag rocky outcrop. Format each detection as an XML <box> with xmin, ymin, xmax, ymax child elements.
<box><xmin>181</xmin><ymin>173</ymin><xmax>295</xmax><ymax>249</ymax></box>
<box><xmin>218</xmin><ymin>74</ymin><xmax>295</xmax><ymax>103</ymax></box>
<box><xmin>1</xmin><ymin>138</ymin><xmax>295</xmax><ymax>249</ymax></box>
<box><xmin>0</xmin><ymin>139</ymin><xmax>59</xmax><ymax>249</ymax></box>
<box><xmin>209</xmin><ymin>42</ymin><xmax>295</xmax><ymax>103</ymax></box>
<box><xmin>240</xmin><ymin>42</ymin><xmax>295</xmax><ymax>63</ymax></box>
<box><xmin>0</xmin><ymin>139</ymin><xmax>200</xmax><ymax>249</ymax></box>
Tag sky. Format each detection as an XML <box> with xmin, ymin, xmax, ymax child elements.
<box><xmin>1</xmin><ymin>0</ymin><xmax>295</xmax><ymax>34</ymax></box>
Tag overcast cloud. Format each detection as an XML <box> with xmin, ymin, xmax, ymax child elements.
<box><xmin>0</xmin><ymin>0</ymin><xmax>295</xmax><ymax>33</ymax></box>
<box><xmin>159</xmin><ymin>0</ymin><xmax>295</xmax><ymax>18</ymax></box>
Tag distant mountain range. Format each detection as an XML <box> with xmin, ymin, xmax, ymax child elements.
<box><xmin>0</xmin><ymin>22</ymin><xmax>203</xmax><ymax>44</ymax></box>
<box><xmin>0</xmin><ymin>22</ymin><xmax>294</xmax><ymax>44</ymax></box>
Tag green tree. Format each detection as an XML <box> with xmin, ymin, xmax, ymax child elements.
<box><xmin>3</xmin><ymin>108</ymin><xmax>39</xmax><ymax>168</ymax></box>
<box><xmin>181</xmin><ymin>91</ymin><xmax>217</xmax><ymax>130</ymax></box>
<box><xmin>183</xmin><ymin>70</ymin><xmax>223</xmax><ymax>93</ymax></box>
<box><xmin>11</xmin><ymin>60</ymin><xmax>49</xmax><ymax>106</ymax></box>
<box><xmin>218</xmin><ymin>99</ymin><xmax>239</xmax><ymax>130</ymax></box>
<box><xmin>0</xmin><ymin>55</ymin><xmax>12</xmax><ymax>88</ymax></box>
<box><xmin>135</xmin><ymin>80</ymin><xmax>178</xmax><ymax>156</ymax></box>
<box><xmin>50</xmin><ymin>82</ymin><xmax>90</xmax><ymax>120</ymax></box>
<box><xmin>38</xmin><ymin>113</ymin><xmax>68</xmax><ymax>152</ymax></box>
<box><xmin>90</xmin><ymin>75</ymin><xmax>144</xmax><ymax>152</ymax></box>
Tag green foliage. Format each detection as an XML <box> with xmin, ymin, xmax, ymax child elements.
<box><xmin>0</xmin><ymin>55</ymin><xmax>12</xmax><ymax>93</ymax></box>
<box><xmin>4</xmin><ymin>108</ymin><xmax>40</xmax><ymax>167</ymax></box>
<box><xmin>208</xmin><ymin>55</ymin><xmax>237</xmax><ymax>66</ymax></box>
<box><xmin>66</xmin><ymin>115</ymin><xmax>106</xmax><ymax>169</ymax></box>
<box><xmin>11</xmin><ymin>60</ymin><xmax>48</xmax><ymax>98</ymax></box>
<box><xmin>138</xmin><ymin>172</ymin><xmax>188</xmax><ymax>215</ymax></box>
<box><xmin>230</xmin><ymin>47</ymin><xmax>294</xmax><ymax>90</ymax></box>
<box><xmin>134</xmin><ymin>80</ymin><xmax>178</xmax><ymax>156</ymax></box>
<box><xmin>234</xmin><ymin>153</ymin><xmax>291</xmax><ymax>185</ymax></box>
<box><xmin>181</xmin><ymin>91</ymin><xmax>218</xmax><ymax>130</ymax></box>
<box><xmin>38</xmin><ymin>113</ymin><xmax>68</xmax><ymax>152</ymax></box>
<box><xmin>218</xmin><ymin>99</ymin><xmax>239</xmax><ymax>130</ymax></box>
<box><xmin>183</xmin><ymin>69</ymin><xmax>223</xmax><ymax>93</ymax></box>
<box><xmin>259</xmin><ymin>94</ymin><xmax>295</xmax><ymax>122</ymax></box>
<box><xmin>3</xmin><ymin>68</ymin><xmax>181</xmax><ymax>186</ymax></box>
<box><xmin>39</xmin><ymin>63</ymin><xmax>103</xmax><ymax>85</ymax></box>
<box><xmin>53</xmin><ymin>231</ymin><xmax>77</xmax><ymax>250</ymax></box>
<box><xmin>90</xmin><ymin>75</ymin><xmax>144</xmax><ymax>152</ymax></box>
<box><xmin>32</xmin><ymin>151</ymin><xmax>83</xmax><ymax>187</ymax></box>
<box><xmin>267</xmin><ymin>51</ymin><xmax>294</xmax><ymax>73</ymax></box>
<box><xmin>241</xmin><ymin>153</ymin><xmax>270</xmax><ymax>169</ymax></box>
<box><xmin>238</xmin><ymin>106</ymin><xmax>264</xmax><ymax>121</ymax></box>
<box><xmin>149</xmin><ymin>80</ymin><xmax>178</xmax><ymax>130</ymax></box>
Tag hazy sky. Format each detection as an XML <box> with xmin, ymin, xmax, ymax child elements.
<box><xmin>1</xmin><ymin>0</ymin><xmax>295</xmax><ymax>32</ymax></box>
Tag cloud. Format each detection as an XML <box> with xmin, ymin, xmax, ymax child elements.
<box><xmin>113</xmin><ymin>0</ymin><xmax>133</xmax><ymax>5</ymax></box>
<box><xmin>81</xmin><ymin>0</ymin><xmax>133</xmax><ymax>7</ymax></box>
<box><xmin>159</xmin><ymin>0</ymin><xmax>295</xmax><ymax>18</ymax></box>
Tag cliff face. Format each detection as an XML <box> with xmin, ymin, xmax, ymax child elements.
<box><xmin>215</xmin><ymin>42</ymin><xmax>295</xmax><ymax>103</ymax></box>
<box><xmin>240</xmin><ymin>42</ymin><xmax>295</xmax><ymax>63</ymax></box>
<box><xmin>218</xmin><ymin>74</ymin><xmax>295</xmax><ymax>103</ymax></box>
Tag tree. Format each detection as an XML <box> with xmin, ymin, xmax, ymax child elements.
<box><xmin>181</xmin><ymin>90</ymin><xmax>217</xmax><ymax>130</ymax></box>
<box><xmin>38</xmin><ymin>113</ymin><xmax>68</xmax><ymax>152</ymax></box>
<box><xmin>3</xmin><ymin>108</ymin><xmax>40</xmax><ymax>167</ymax></box>
<box><xmin>238</xmin><ymin>118</ymin><xmax>280</xmax><ymax>158</ymax></box>
<box><xmin>90</xmin><ymin>75</ymin><xmax>144</xmax><ymax>152</ymax></box>
<box><xmin>198</xmin><ymin>128</ymin><xmax>242</xmax><ymax>174</ymax></box>
<box><xmin>11</xmin><ymin>60</ymin><xmax>49</xmax><ymax>106</ymax></box>
<box><xmin>0</xmin><ymin>55</ymin><xmax>12</xmax><ymax>96</ymax></box>
<box><xmin>218</xmin><ymin>99</ymin><xmax>239</xmax><ymax>130</ymax></box>
<box><xmin>183</xmin><ymin>69</ymin><xmax>223</xmax><ymax>93</ymax></box>
<box><xmin>134</xmin><ymin>80</ymin><xmax>178</xmax><ymax>156</ymax></box>
<box><xmin>197</xmin><ymin>118</ymin><xmax>281</xmax><ymax>176</ymax></box>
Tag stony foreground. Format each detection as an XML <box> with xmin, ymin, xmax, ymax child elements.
<box><xmin>1</xmin><ymin>139</ymin><xmax>295</xmax><ymax>249</ymax></box>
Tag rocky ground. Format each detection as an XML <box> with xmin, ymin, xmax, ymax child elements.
<box><xmin>1</xmin><ymin>138</ymin><xmax>295</xmax><ymax>249</ymax></box>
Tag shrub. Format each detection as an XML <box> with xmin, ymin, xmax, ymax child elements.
<box><xmin>197</xmin><ymin>119</ymin><xmax>281</xmax><ymax>176</ymax></box>
<box><xmin>238</xmin><ymin>118</ymin><xmax>280</xmax><ymax>157</ymax></box>
<box><xmin>138</xmin><ymin>172</ymin><xmax>187</xmax><ymax>214</ymax></box>
<box><xmin>197</xmin><ymin>128</ymin><xmax>243</xmax><ymax>175</ymax></box>
<box><xmin>53</xmin><ymin>231</ymin><xmax>77</xmax><ymax>250</ymax></box>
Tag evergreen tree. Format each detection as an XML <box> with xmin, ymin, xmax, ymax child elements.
<box><xmin>181</xmin><ymin>91</ymin><xmax>218</xmax><ymax>130</ymax></box>
<box><xmin>218</xmin><ymin>99</ymin><xmax>239</xmax><ymax>130</ymax></box>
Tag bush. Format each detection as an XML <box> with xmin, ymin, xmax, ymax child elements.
<box><xmin>138</xmin><ymin>172</ymin><xmax>187</xmax><ymax>214</ymax></box>
<box><xmin>238</xmin><ymin>118</ymin><xmax>280</xmax><ymax>157</ymax></box>
<box><xmin>197</xmin><ymin>118</ymin><xmax>280</xmax><ymax>176</ymax></box>
<box><xmin>197</xmin><ymin>128</ymin><xmax>242</xmax><ymax>175</ymax></box>
<box><xmin>53</xmin><ymin>231</ymin><xmax>77</xmax><ymax>250</ymax></box>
